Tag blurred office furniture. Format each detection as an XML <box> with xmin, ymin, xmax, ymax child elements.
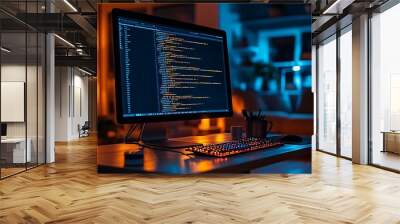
<box><xmin>79</xmin><ymin>121</ymin><xmax>90</xmax><ymax>138</ymax></box>
<box><xmin>382</xmin><ymin>131</ymin><xmax>400</xmax><ymax>154</ymax></box>
<box><xmin>0</xmin><ymin>138</ymin><xmax>32</xmax><ymax>164</ymax></box>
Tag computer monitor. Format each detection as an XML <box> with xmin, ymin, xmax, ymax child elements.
<box><xmin>112</xmin><ymin>9</ymin><xmax>232</xmax><ymax>147</ymax></box>
<box><xmin>1</xmin><ymin>123</ymin><xmax>7</xmax><ymax>138</ymax></box>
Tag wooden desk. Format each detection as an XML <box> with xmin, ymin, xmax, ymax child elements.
<box><xmin>97</xmin><ymin>133</ymin><xmax>311</xmax><ymax>174</ymax></box>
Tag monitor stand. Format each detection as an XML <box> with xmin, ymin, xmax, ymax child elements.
<box><xmin>125</xmin><ymin>123</ymin><xmax>202</xmax><ymax>149</ymax></box>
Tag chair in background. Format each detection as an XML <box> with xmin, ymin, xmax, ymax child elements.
<box><xmin>79</xmin><ymin>121</ymin><xmax>90</xmax><ymax>138</ymax></box>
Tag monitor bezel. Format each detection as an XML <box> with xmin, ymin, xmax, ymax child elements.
<box><xmin>112</xmin><ymin>8</ymin><xmax>233</xmax><ymax>124</ymax></box>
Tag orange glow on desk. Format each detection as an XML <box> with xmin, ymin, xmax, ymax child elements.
<box><xmin>194</xmin><ymin>135</ymin><xmax>213</xmax><ymax>145</ymax></box>
<box><xmin>143</xmin><ymin>150</ymin><xmax>157</xmax><ymax>172</ymax></box>
<box><xmin>215</xmin><ymin>133</ymin><xmax>226</xmax><ymax>143</ymax></box>
<box><xmin>190</xmin><ymin>157</ymin><xmax>228</xmax><ymax>173</ymax></box>
<box><xmin>199</xmin><ymin>119</ymin><xmax>211</xmax><ymax>130</ymax></box>
<box><xmin>193</xmin><ymin>160</ymin><xmax>214</xmax><ymax>172</ymax></box>
<box><xmin>189</xmin><ymin>133</ymin><xmax>229</xmax><ymax>145</ymax></box>
<box><xmin>217</xmin><ymin>118</ymin><xmax>226</xmax><ymax>132</ymax></box>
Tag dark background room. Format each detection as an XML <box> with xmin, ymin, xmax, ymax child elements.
<box><xmin>97</xmin><ymin>3</ymin><xmax>312</xmax><ymax>145</ymax></box>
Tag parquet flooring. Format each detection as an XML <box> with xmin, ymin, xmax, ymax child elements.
<box><xmin>1</xmin><ymin>136</ymin><xmax>400</xmax><ymax>223</ymax></box>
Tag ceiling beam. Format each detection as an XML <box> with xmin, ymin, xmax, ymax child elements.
<box><xmin>322</xmin><ymin>0</ymin><xmax>356</xmax><ymax>14</ymax></box>
<box><xmin>67</xmin><ymin>13</ymin><xmax>96</xmax><ymax>44</ymax></box>
<box><xmin>55</xmin><ymin>55</ymin><xmax>96</xmax><ymax>69</ymax></box>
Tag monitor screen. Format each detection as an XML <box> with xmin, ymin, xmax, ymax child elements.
<box><xmin>112</xmin><ymin>9</ymin><xmax>232</xmax><ymax>123</ymax></box>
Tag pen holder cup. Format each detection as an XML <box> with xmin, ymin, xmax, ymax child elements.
<box><xmin>246</xmin><ymin>119</ymin><xmax>272</xmax><ymax>139</ymax></box>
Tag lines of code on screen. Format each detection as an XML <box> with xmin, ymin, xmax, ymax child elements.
<box><xmin>117</xmin><ymin>17</ymin><xmax>230</xmax><ymax>118</ymax></box>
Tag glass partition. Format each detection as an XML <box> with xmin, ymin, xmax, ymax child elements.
<box><xmin>339</xmin><ymin>27</ymin><xmax>352</xmax><ymax>158</ymax></box>
<box><xmin>317</xmin><ymin>35</ymin><xmax>337</xmax><ymax>154</ymax></box>
<box><xmin>1</xmin><ymin>31</ymin><xmax>28</xmax><ymax>177</ymax></box>
<box><xmin>0</xmin><ymin>1</ymin><xmax>46</xmax><ymax>179</ymax></box>
<box><xmin>371</xmin><ymin>4</ymin><xmax>400</xmax><ymax>171</ymax></box>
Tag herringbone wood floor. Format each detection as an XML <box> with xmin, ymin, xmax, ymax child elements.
<box><xmin>1</xmin><ymin>136</ymin><xmax>400</xmax><ymax>224</ymax></box>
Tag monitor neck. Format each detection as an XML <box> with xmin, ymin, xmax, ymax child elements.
<box><xmin>124</xmin><ymin>123</ymin><xmax>201</xmax><ymax>149</ymax></box>
<box><xmin>125</xmin><ymin>123</ymin><xmax>168</xmax><ymax>143</ymax></box>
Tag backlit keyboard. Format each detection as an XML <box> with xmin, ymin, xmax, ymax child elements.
<box><xmin>186</xmin><ymin>137</ymin><xmax>283</xmax><ymax>157</ymax></box>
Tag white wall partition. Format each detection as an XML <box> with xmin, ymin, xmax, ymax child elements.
<box><xmin>55</xmin><ymin>67</ymin><xmax>89</xmax><ymax>141</ymax></box>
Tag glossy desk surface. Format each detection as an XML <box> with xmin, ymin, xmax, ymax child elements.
<box><xmin>97</xmin><ymin>133</ymin><xmax>311</xmax><ymax>174</ymax></box>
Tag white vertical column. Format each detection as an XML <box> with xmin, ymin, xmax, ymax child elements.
<box><xmin>45</xmin><ymin>0</ymin><xmax>55</xmax><ymax>163</ymax></box>
<box><xmin>352</xmin><ymin>14</ymin><xmax>369</xmax><ymax>164</ymax></box>
<box><xmin>46</xmin><ymin>33</ymin><xmax>55</xmax><ymax>163</ymax></box>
